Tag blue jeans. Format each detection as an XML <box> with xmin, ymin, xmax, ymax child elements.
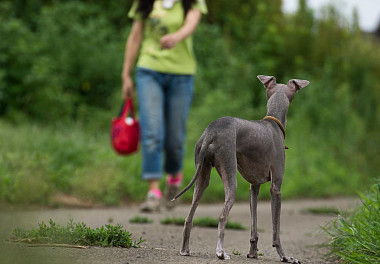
<box><xmin>136</xmin><ymin>67</ymin><xmax>194</xmax><ymax>180</ymax></box>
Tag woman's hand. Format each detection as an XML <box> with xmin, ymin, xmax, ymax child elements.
<box><xmin>160</xmin><ymin>33</ymin><xmax>180</xmax><ymax>49</ymax></box>
<box><xmin>122</xmin><ymin>75</ymin><xmax>134</xmax><ymax>99</ymax></box>
<box><xmin>160</xmin><ymin>9</ymin><xmax>202</xmax><ymax>50</ymax></box>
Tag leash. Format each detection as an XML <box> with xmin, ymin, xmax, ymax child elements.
<box><xmin>262</xmin><ymin>116</ymin><xmax>289</xmax><ymax>149</ymax></box>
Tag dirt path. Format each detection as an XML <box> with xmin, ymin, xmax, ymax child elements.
<box><xmin>0</xmin><ymin>198</ymin><xmax>358</xmax><ymax>264</ymax></box>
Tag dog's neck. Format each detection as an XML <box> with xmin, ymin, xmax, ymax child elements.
<box><xmin>266</xmin><ymin>92</ymin><xmax>289</xmax><ymax>127</ymax></box>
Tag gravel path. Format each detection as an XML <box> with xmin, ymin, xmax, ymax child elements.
<box><xmin>0</xmin><ymin>198</ymin><xmax>358</xmax><ymax>264</ymax></box>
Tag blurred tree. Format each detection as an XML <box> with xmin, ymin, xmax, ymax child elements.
<box><xmin>0</xmin><ymin>1</ymin><xmax>125</xmax><ymax>120</ymax></box>
<box><xmin>282</xmin><ymin>0</ymin><xmax>315</xmax><ymax>75</ymax></box>
<box><xmin>206</xmin><ymin>0</ymin><xmax>258</xmax><ymax>39</ymax></box>
<box><xmin>351</xmin><ymin>7</ymin><xmax>360</xmax><ymax>33</ymax></box>
<box><xmin>375</xmin><ymin>18</ymin><xmax>380</xmax><ymax>38</ymax></box>
<box><xmin>7</xmin><ymin>0</ymin><xmax>132</xmax><ymax>31</ymax></box>
<box><xmin>241</xmin><ymin>0</ymin><xmax>285</xmax><ymax>94</ymax></box>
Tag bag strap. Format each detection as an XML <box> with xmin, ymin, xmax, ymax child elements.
<box><xmin>121</xmin><ymin>98</ymin><xmax>135</xmax><ymax>119</ymax></box>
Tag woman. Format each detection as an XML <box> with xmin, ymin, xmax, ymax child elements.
<box><xmin>122</xmin><ymin>0</ymin><xmax>207</xmax><ymax>212</ymax></box>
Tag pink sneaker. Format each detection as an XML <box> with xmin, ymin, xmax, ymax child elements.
<box><xmin>166</xmin><ymin>175</ymin><xmax>182</xmax><ymax>210</ymax></box>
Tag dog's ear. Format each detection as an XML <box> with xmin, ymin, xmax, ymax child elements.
<box><xmin>257</xmin><ymin>75</ymin><xmax>276</xmax><ymax>89</ymax></box>
<box><xmin>287</xmin><ymin>79</ymin><xmax>310</xmax><ymax>92</ymax></box>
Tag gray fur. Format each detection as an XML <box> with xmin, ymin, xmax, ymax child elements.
<box><xmin>174</xmin><ymin>75</ymin><xmax>310</xmax><ymax>263</ymax></box>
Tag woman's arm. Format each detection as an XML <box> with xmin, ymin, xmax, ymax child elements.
<box><xmin>160</xmin><ymin>8</ymin><xmax>202</xmax><ymax>49</ymax></box>
<box><xmin>121</xmin><ymin>20</ymin><xmax>144</xmax><ymax>98</ymax></box>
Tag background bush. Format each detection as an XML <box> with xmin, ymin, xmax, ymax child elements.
<box><xmin>0</xmin><ymin>0</ymin><xmax>379</xmax><ymax>205</ymax></box>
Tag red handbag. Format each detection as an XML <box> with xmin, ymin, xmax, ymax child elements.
<box><xmin>111</xmin><ymin>98</ymin><xmax>140</xmax><ymax>155</ymax></box>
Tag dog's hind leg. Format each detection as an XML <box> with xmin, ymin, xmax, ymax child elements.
<box><xmin>180</xmin><ymin>163</ymin><xmax>211</xmax><ymax>256</ymax></box>
<box><xmin>247</xmin><ymin>183</ymin><xmax>261</xmax><ymax>258</ymax></box>
<box><xmin>215</xmin><ymin>151</ymin><xmax>237</xmax><ymax>260</ymax></box>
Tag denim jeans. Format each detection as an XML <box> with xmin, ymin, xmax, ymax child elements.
<box><xmin>135</xmin><ymin>67</ymin><xmax>194</xmax><ymax>180</ymax></box>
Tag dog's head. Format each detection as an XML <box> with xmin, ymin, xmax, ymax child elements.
<box><xmin>257</xmin><ymin>75</ymin><xmax>310</xmax><ymax>102</ymax></box>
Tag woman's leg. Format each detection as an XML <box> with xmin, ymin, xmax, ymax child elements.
<box><xmin>136</xmin><ymin>68</ymin><xmax>165</xmax><ymax>211</ymax></box>
<box><xmin>164</xmin><ymin>74</ymin><xmax>194</xmax><ymax>204</ymax></box>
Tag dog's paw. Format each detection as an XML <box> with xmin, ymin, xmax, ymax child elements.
<box><xmin>281</xmin><ymin>256</ymin><xmax>301</xmax><ymax>264</ymax></box>
<box><xmin>216</xmin><ymin>250</ymin><xmax>230</xmax><ymax>260</ymax></box>
<box><xmin>180</xmin><ymin>250</ymin><xmax>190</xmax><ymax>256</ymax></box>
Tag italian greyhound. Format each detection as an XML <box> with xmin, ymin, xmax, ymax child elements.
<box><xmin>172</xmin><ymin>75</ymin><xmax>310</xmax><ymax>263</ymax></box>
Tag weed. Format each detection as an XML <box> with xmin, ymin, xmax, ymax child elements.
<box><xmin>129</xmin><ymin>216</ymin><xmax>153</xmax><ymax>224</ymax></box>
<box><xmin>194</xmin><ymin>217</ymin><xmax>246</xmax><ymax>230</ymax></box>
<box><xmin>160</xmin><ymin>217</ymin><xmax>246</xmax><ymax>230</ymax></box>
<box><xmin>302</xmin><ymin>207</ymin><xmax>340</xmax><ymax>216</ymax></box>
<box><xmin>11</xmin><ymin>219</ymin><xmax>143</xmax><ymax>248</ymax></box>
<box><xmin>232</xmin><ymin>249</ymin><xmax>241</xmax><ymax>255</ymax></box>
<box><xmin>160</xmin><ymin>217</ymin><xmax>184</xmax><ymax>226</ymax></box>
<box><xmin>326</xmin><ymin>183</ymin><xmax>380</xmax><ymax>264</ymax></box>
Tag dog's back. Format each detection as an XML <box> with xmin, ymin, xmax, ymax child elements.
<box><xmin>197</xmin><ymin>116</ymin><xmax>281</xmax><ymax>184</ymax></box>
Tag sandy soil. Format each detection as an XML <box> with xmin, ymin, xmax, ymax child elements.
<box><xmin>0</xmin><ymin>197</ymin><xmax>359</xmax><ymax>264</ymax></box>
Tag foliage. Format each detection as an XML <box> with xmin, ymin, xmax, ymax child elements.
<box><xmin>0</xmin><ymin>1</ymin><xmax>125</xmax><ymax>121</ymax></box>
<box><xmin>11</xmin><ymin>219</ymin><xmax>143</xmax><ymax>248</ymax></box>
<box><xmin>0</xmin><ymin>0</ymin><xmax>379</xmax><ymax>204</ymax></box>
<box><xmin>161</xmin><ymin>217</ymin><xmax>246</xmax><ymax>230</ymax></box>
<box><xmin>326</xmin><ymin>183</ymin><xmax>380</xmax><ymax>264</ymax></box>
<box><xmin>6</xmin><ymin>0</ymin><xmax>133</xmax><ymax>31</ymax></box>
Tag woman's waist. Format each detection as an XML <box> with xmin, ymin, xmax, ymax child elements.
<box><xmin>137</xmin><ymin>55</ymin><xmax>197</xmax><ymax>75</ymax></box>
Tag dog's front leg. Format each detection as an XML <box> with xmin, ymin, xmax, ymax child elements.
<box><xmin>270</xmin><ymin>176</ymin><xmax>301</xmax><ymax>264</ymax></box>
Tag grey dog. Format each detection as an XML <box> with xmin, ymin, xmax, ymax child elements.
<box><xmin>172</xmin><ymin>75</ymin><xmax>310</xmax><ymax>263</ymax></box>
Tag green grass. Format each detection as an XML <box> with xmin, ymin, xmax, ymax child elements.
<box><xmin>0</xmin><ymin>111</ymin><xmax>370</xmax><ymax>206</ymax></box>
<box><xmin>11</xmin><ymin>219</ymin><xmax>143</xmax><ymax>248</ymax></box>
<box><xmin>302</xmin><ymin>207</ymin><xmax>340</xmax><ymax>216</ymax></box>
<box><xmin>160</xmin><ymin>217</ymin><xmax>184</xmax><ymax>226</ymax></box>
<box><xmin>160</xmin><ymin>217</ymin><xmax>246</xmax><ymax>230</ymax></box>
<box><xmin>129</xmin><ymin>216</ymin><xmax>153</xmax><ymax>224</ymax></box>
<box><xmin>326</xmin><ymin>183</ymin><xmax>380</xmax><ymax>264</ymax></box>
<box><xmin>0</xmin><ymin>121</ymin><xmax>144</xmax><ymax>205</ymax></box>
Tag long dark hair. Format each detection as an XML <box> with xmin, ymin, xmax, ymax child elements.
<box><xmin>137</xmin><ymin>0</ymin><xmax>196</xmax><ymax>19</ymax></box>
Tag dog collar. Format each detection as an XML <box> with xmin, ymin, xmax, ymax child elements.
<box><xmin>263</xmin><ymin>116</ymin><xmax>286</xmax><ymax>139</ymax></box>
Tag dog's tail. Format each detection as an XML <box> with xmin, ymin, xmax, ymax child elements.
<box><xmin>171</xmin><ymin>140</ymin><xmax>210</xmax><ymax>201</ymax></box>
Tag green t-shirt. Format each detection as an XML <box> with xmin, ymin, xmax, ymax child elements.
<box><xmin>128</xmin><ymin>0</ymin><xmax>207</xmax><ymax>75</ymax></box>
